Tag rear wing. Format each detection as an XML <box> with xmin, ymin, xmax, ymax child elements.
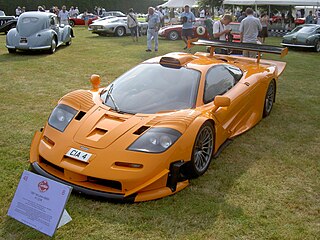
<box><xmin>188</xmin><ymin>39</ymin><xmax>288</xmax><ymax>63</ymax></box>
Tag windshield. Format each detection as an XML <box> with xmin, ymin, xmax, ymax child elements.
<box><xmin>292</xmin><ymin>26</ymin><xmax>316</xmax><ymax>33</ymax></box>
<box><xmin>101</xmin><ymin>64</ymin><xmax>200</xmax><ymax>114</ymax></box>
<box><xmin>0</xmin><ymin>11</ymin><xmax>5</xmax><ymax>16</ymax></box>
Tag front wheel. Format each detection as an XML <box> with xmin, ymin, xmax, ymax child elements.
<box><xmin>314</xmin><ymin>39</ymin><xmax>320</xmax><ymax>52</ymax></box>
<box><xmin>184</xmin><ymin>121</ymin><xmax>214</xmax><ymax>178</ymax></box>
<box><xmin>168</xmin><ymin>31</ymin><xmax>179</xmax><ymax>41</ymax></box>
<box><xmin>115</xmin><ymin>27</ymin><xmax>125</xmax><ymax>37</ymax></box>
<box><xmin>69</xmin><ymin>20</ymin><xmax>75</xmax><ymax>27</ymax></box>
<box><xmin>263</xmin><ymin>80</ymin><xmax>276</xmax><ymax>118</ymax></box>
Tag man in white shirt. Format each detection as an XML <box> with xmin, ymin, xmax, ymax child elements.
<box><xmin>58</xmin><ymin>5</ymin><xmax>69</xmax><ymax>25</ymax></box>
<box><xmin>239</xmin><ymin>8</ymin><xmax>262</xmax><ymax>58</ymax></box>
<box><xmin>212</xmin><ymin>14</ymin><xmax>232</xmax><ymax>41</ymax></box>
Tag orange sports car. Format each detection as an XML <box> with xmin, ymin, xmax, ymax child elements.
<box><xmin>30</xmin><ymin>40</ymin><xmax>288</xmax><ymax>202</ymax></box>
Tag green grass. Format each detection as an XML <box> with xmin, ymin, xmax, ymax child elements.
<box><xmin>0</xmin><ymin>28</ymin><xmax>319</xmax><ymax>240</ymax></box>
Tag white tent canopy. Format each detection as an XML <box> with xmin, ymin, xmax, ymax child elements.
<box><xmin>159</xmin><ymin>0</ymin><xmax>198</xmax><ymax>8</ymax></box>
<box><xmin>223</xmin><ymin>0</ymin><xmax>320</xmax><ymax>6</ymax></box>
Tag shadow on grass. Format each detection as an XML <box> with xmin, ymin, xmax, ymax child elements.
<box><xmin>1</xmin><ymin>141</ymin><xmax>254</xmax><ymax>239</ymax></box>
<box><xmin>0</xmin><ymin>45</ymin><xmax>71</xmax><ymax>63</ymax></box>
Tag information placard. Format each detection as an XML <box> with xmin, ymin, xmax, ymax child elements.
<box><xmin>7</xmin><ymin>170</ymin><xmax>72</xmax><ymax>237</ymax></box>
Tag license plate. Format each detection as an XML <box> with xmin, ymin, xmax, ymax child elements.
<box><xmin>66</xmin><ymin>148</ymin><xmax>92</xmax><ymax>162</ymax></box>
<box><xmin>20</xmin><ymin>38</ymin><xmax>27</xmax><ymax>45</ymax></box>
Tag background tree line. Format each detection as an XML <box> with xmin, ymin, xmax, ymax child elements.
<box><xmin>0</xmin><ymin>0</ymin><xmax>165</xmax><ymax>15</ymax></box>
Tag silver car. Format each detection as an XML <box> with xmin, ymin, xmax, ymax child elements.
<box><xmin>89</xmin><ymin>17</ymin><xmax>148</xmax><ymax>37</ymax></box>
<box><xmin>6</xmin><ymin>12</ymin><xmax>73</xmax><ymax>54</ymax></box>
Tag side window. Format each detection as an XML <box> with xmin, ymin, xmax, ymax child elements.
<box><xmin>50</xmin><ymin>17</ymin><xmax>55</xmax><ymax>26</ymax></box>
<box><xmin>204</xmin><ymin>65</ymin><xmax>239</xmax><ymax>103</ymax></box>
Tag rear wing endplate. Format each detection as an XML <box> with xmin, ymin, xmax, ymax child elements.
<box><xmin>188</xmin><ymin>39</ymin><xmax>288</xmax><ymax>63</ymax></box>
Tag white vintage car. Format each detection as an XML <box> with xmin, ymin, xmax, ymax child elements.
<box><xmin>6</xmin><ymin>11</ymin><xmax>73</xmax><ymax>54</ymax></box>
<box><xmin>89</xmin><ymin>17</ymin><xmax>148</xmax><ymax>37</ymax></box>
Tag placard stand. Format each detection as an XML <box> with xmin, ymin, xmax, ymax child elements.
<box><xmin>7</xmin><ymin>170</ymin><xmax>72</xmax><ymax>237</ymax></box>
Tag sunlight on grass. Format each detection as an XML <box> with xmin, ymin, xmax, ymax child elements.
<box><xmin>0</xmin><ymin>27</ymin><xmax>319</xmax><ymax>240</ymax></box>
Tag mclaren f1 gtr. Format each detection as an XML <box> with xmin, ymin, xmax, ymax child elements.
<box><xmin>30</xmin><ymin>40</ymin><xmax>288</xmax><ymax>202</ymax></box>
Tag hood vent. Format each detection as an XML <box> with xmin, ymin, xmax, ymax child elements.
<box><xmin>133</xmin><ymin>126</ymin><xmax>150</xmax><ymax>135</ymax></box>
<box><xmin>75</xmin><ymin>111</ymin><xmax>86</xmax><ymax>121</ymax></box>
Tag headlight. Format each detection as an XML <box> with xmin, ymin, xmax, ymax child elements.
<box><xmin>48</xmin><ymin>104</ymin><xmax>77</xmax><ymax>132</ymax></box>
<box><xmin>128</xmin><ymin>128</ymin><xmax>182</xmax><ymax>153</ymax></box>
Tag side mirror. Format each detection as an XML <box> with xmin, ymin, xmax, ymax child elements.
<box><xmin>214</xmin><ymin>96</ymin><xmax>230</xmax><ymax>107</ymax></box>
<box><xmin>212</xmin><ymin>96</ymin><xmax>230</xmax><ymax>112</ymax></box>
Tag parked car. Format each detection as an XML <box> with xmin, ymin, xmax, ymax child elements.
<box><xmin>281</xmin><ymin>24</ymin><xmax>320</xmax><ymax>52</ymax></box>
<box><xmin>0</xmin><ymin>10</ymin><xmax>16</xmax><ymax>34</ymax></box>
<box><xmin>158</xmin><ymin>19</ymin><xmax>240</xmax><ymax>41</ymax></box>
<box><xmin>6</xmin><ymin>12</ymin><xmax>73</xmax><ymax>54</ymax></box>
<box><xmin>89</xmin><ymin>17</ymin><xmax>148</xmax><ymax>37</ymax></box>
<box><xmin>102</xmin><ymin>11</ymin><xmax>126</xmax><ymax>17</ymax></box>
<box><xmin>159</xmin><ymin>18</ymin><xmax>212</xmax><ymax>40</ymax></box>
<box><xmin>69</xmin><ymin>13</ymin><xmax>99</xmax><ymax>27</ymax></box>
<box><xmin>29</xmin><ymin>40</ymin><xmax>288</xmax><ymax>202</ymax></box>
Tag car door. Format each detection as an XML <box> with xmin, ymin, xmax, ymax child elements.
<box><xmin>204</xmin><ymin>64</ymin><xmax>253</xmax><ymax>136</ymax></box>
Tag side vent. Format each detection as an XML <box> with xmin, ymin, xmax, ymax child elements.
<box><xmin>133</xmin><ymin>126</ymin><xmax>150</xmax><ymax>135</ymax></box>
<box><xmin>75</xmin><ymin>111</ymin><xmax>86</xmax><ymax>121</ymax></box>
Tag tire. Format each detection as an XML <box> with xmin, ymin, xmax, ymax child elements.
<box><xmin>168</xmin><ymin>31</ymin><xmax>179</xmax><ymax>41</ymax></box>
<box><xmin>69</xmin><ymin>20</ymin><xmax>75</xmax><ymax>27</ymax></box>
<box><xmin>66</xmin><ymin>36</ymin><xmax>72</xmax><ymax>46</ymax></box>
<box><xmin>184</xmin><ymin>121</ymin><xmax>215</xmax><ymax>178</ymax></box>
<box><xmin>115</xmin><ymin>27</ymin><xmax>125</xmax><ymax>37</ymax></box>
<box><xmin>49</xmin><ymin>38</ymin><xmax>57</xmax><ymax>54</ymax></box>
<box><xmin>314</xmin><ymin>39</ymin><xmax>320</xmax><ymax>52</ymax></box>
<box><xmin>263</xmin><ymin>80</ymin><xmax>276</xmax><ymax>118</ymax></box>
<box><xmin>8</xmin><ymin>48</ymin><xmax>16</xmax><ymax>53</ymax></box>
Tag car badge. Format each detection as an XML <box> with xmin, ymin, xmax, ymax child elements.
<box><xmin>80</xmin><ymin>146</ymin><xmax>89</xmax><ymax>151</ymax></box>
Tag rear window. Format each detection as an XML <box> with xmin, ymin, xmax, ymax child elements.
<box><xmin>21</xmin><ymin>17</ymin><xmax>39</xmax><ymax>24</ymax></box>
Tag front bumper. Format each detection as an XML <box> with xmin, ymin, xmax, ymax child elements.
<box><xmin>31</xmin><ymin>162</ymin><xmax>136</xmax><ymax>202</ymax></box>
<box><xmin>30</xmin><ymin>130</ymin><xmax>189</xmax><ymax>202</ymax></box>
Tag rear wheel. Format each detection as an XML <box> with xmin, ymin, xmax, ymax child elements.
<box><xmin>66</xmin><ymin>36</ymin><xmax>72</xmax><ymax>46</ymax></box>
<box><xmin>168</xmin><ymin>31</ymin><xmax>179</xmax><ymax>41</ymax></box>
<box><xmin>8</xmin><ymin>48</ymin><xmax>16</xmax><ymax>53</ymax></box>
<box><xmin>49</xmin><ymin>38</ymin><xmax>57</xmax><ymax>54</ymax></box>
<box><xmin>185</xmin><ymin>122</ymin><xmax>214</xmax><ymax>178</ymax></box>
<box><xmin>263</xmin><ymin>80</ymin><xmax>276</xmax><ymax>117</ymax></box>
<box><xmin>115</xmin><ymin>27</ymin><xmax>125</xmax><ymax>37</ymax></box>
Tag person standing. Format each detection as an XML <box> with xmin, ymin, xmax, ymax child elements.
<box><xmin>146</xmin><ymin>7</ymin><xmax>160</xmax><ymax>52</ymax></box>
<box><xmin>127</xmin><ymin>8</ymin><xmax>138</xmax><ymax>42</ymax></box>
<box><xmin>212</xmin><ymin>14</ymin><xmax>232</xmax><ymax>41</ymax></box>
<box><xmin>15</xmin><ymin>6</ymin><xmax>21</xmax><ymax>17</ymax></box>
<box><xmin>239</xmin><ymin>8</ymin><xmax>262</xmax><ymax>58</ymax></box>
<box><xmin>58</xmin><ymin>5</ymin><xmax>69</xmax><ymax>25</ymax></box>
<box><xmin>305</xmin><ymin>11</ymin><xmax>314</xmax><ymax>24</ymax></box>
<box><xmin>180</xmin><ymin>5</ymin><xmax>195</xmax><ymax>50</ymax></box>
<box><xmin>316</xmin><ymin>9</ymin><xmax>320</xmax><ymax>24</ymax></box>
<box><xmin>259</xmin><ymin>13</ymin><xmax>269</xmax><ymax>43</ymax></box>
<box><xmin>237</xmin><ymin>12</ymin><xmax>246</xmax><ymax>22</ymax></box>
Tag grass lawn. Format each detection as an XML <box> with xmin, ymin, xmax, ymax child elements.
<box><xmin>0</xmin><ymin>28</ymin><xmax>319</xmax><ymax>240</ymax></box>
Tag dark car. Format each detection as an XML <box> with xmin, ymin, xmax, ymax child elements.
<box><xmin>281</xmin><ymin>24</ymin><xmax>320</xmax><ymax>52</ymax></box>
<box><xmin>0</xmin><ymin>10</ymin><xmax>16</xmax><ymax>34</ymax></box>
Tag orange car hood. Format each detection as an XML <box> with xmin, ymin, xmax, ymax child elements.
<box><xmin>73</xmin><ymin>107</ymin><xmax>146</xmax><ymax>149</ymax></box>
<box><xmin>72</xmin><ymin>106</ymin><xmax>200</xmax><ymax>149</ymax></box>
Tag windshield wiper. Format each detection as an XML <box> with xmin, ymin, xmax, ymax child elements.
<box><xmin>104</xmin><ymin>84</ymin><xmax>120</xmax><ymax>112</ymax></box>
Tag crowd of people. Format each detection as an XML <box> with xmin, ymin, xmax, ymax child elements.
<box><xmin>12</xmin><ymin>4</ymin><xmax>320</xmax><ymax>58</ymax></box>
